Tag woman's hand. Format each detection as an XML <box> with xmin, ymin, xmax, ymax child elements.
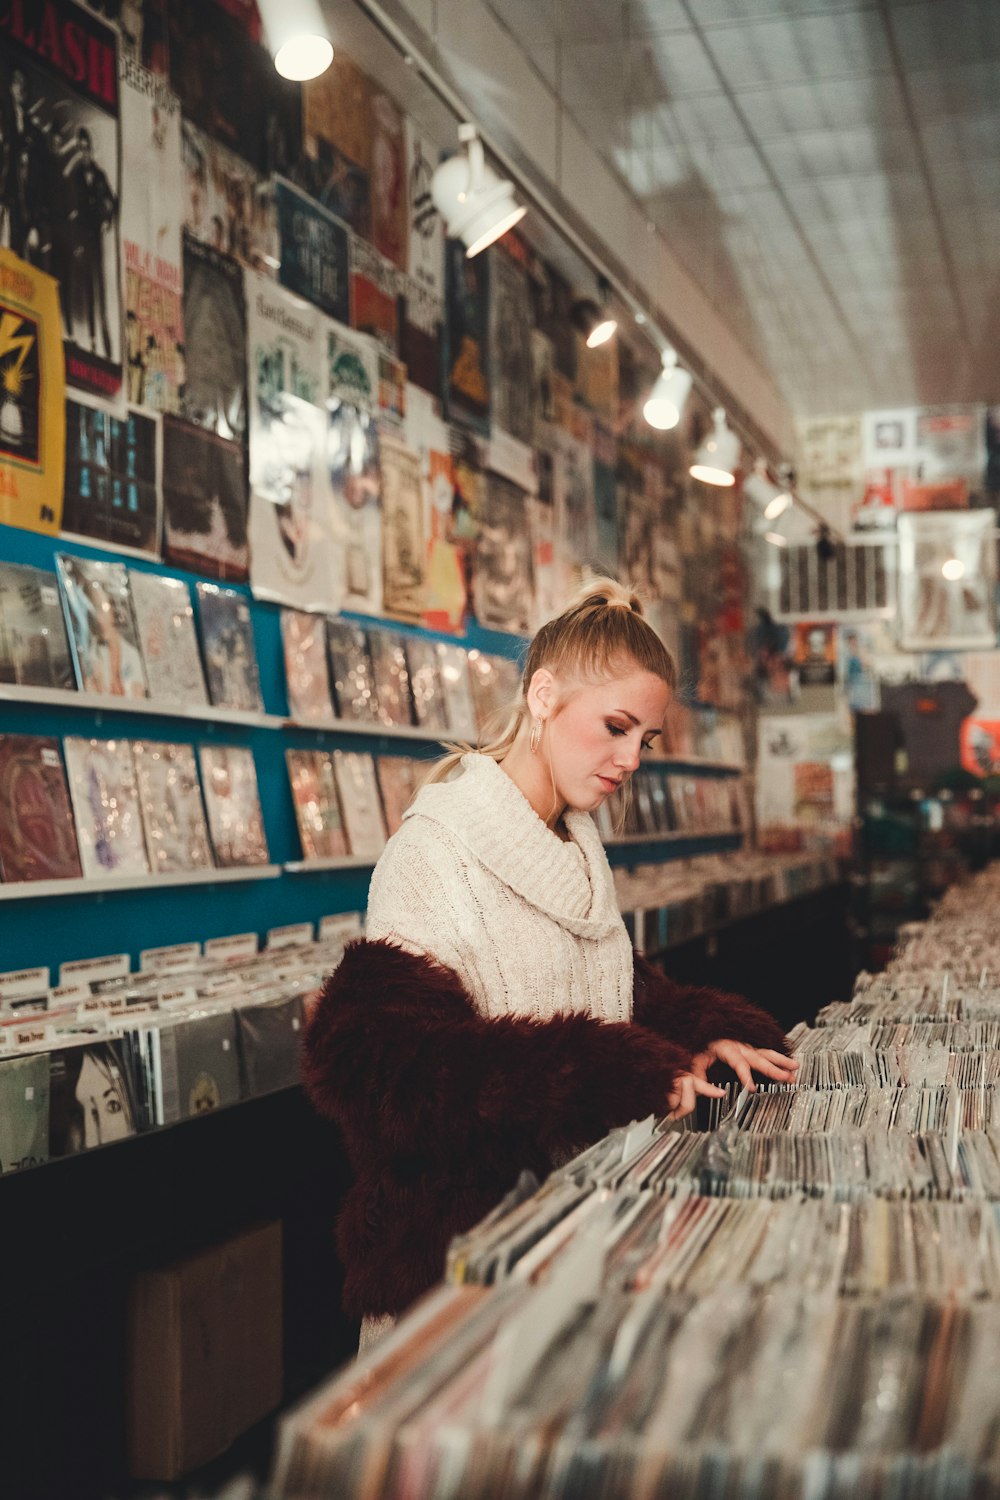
<box><xmin>689</xmin><ymin>1039</ymin><xmax>800</xmax><ymax>1093</ymax></box>
<box><xmin>665</xmin><ymin>1071</ymin><xmax>727</xmax><ymax>1121</ymax></box>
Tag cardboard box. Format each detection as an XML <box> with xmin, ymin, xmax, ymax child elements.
<box><xmin>127</xmin><ymin>1221</ymin><xmax>283</xmax><ymax>1480</ymax></box>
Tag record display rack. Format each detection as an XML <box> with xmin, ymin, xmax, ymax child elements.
<box><xmin>0</xmin><ymin>865</ymin><xmax>283</xmax><ymax>903</ymax></box>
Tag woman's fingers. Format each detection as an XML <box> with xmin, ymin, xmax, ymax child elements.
<box><xmin>691</xmin><ymin>1075</ymin><xmax>727</xmax><ymax>1099</ymax></box>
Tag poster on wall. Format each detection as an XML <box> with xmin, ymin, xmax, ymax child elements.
<box><xmin>473</xmin><ymin>475</ymin><xmax>535</xmax><ymax>635</ymax></box>
<box><xmin>181</xmin><ymin>234</ymin><xmax>247</xmax><ymax>441</ymax></box>
<box><xmin>0</xmin><ymin>0</ymin><xmax>123</xmax><ymax>402</ymax></box>
<box><xmin>274</xmin><ymin>178</ymin><xmax>350</xmax><ymax>324</ymax></box>
<box><xmin>169</xmin><ymin>0</ymin><xmax>271</xmax><ymax>172</ymax></box>
<box><xmin>961</xmin><ymin>718</ymin><xmax>1000</xmax><ymax>778</ymax></box>
<box><xmin>552</xmin><ymin>427</ymin><xmax>596</xmax><ymax>594</ymax></box>
<box><xmin>380</xmin><ymin>435</ymin><xmax>425</xmax><ymax>623</ymax></box>
<box><xmin>489</xmin><ymin>242</ymin><xmax>534</xmax><ymax>445</ymax></box>
<box><xmin>182</xmin><ymin>121</ymin><xmax>278</xmax><ymax>273</ymax></box>
<box><xmin>838</xmin><ymin>624</ymin><xmax>881</xmax><ymax>712</ymax></box>
<box><xmin>400</xmin><ymin>276</ymin><xmax>443</xmax><ymax>399</ymax></box>
<box><xmin>0</xmin><ymin>251</ymin><xmax>65</xmax><ymax>534</ymax></box>
<box><xmin>444</xmin><ymin>238</ymin><xmax>490</xmax><ymax>434</ymax></box>
<box><xmin>897</xmin><ymin>511</ymin><xmax>997</xmax><ymax>651</ymax></box>
<box><xmin>404</xmin><ymin>120</ymin><xmax>444</xmax><ymax>298</ymax></box>
<box><xmin>405</xmin><ymin>385</ymin><xmax>464</xmax><ymax>632</ymax></box>
<box><xmin>326</xmin><ymin>321</ymin><xmax>379</xmax><ymax>415</ymax></box>
<box><xmin>246</xmin><ymin>275</ymin><xmax>336</xmax><ymax>613</ymax></box>
<box><xmin>791</xmin><ymin>621</ymin><xmax>838</xmax><ymax>711</ymax></box>
<box><xmin>370</xmin><ymin>92</ymin><xmax>407</xmax><ymax>272</ymax></box>
<box><xmin>756</xmin><ymin>714</ymin><xmax>852</xmax><ymax>831</ymax></box>
<box><xmin>63</xmin><ymin>400</ymin><xmax>161</xmax><ymax>554</ymax></box>
<box><xmin>301</xmin><ymin>53</ymin><xmax>372</xmax><ymax>238</ymax></box>
<box><xmin>162</xmin><ymin>415</ymin><xmax>248</xmax><ymax>580</ymax></box>
<box><xmin>120</xmin><ymin>60</ymin><xmax>183</xmax><ymax>414</ymax></box>
<box><xmin>326</xmin><ymin>324</ymin><xmax>382</xmax><ymax>614</ymax></box>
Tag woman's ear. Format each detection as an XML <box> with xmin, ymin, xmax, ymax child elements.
<box><xmin>526</xmin><ymin>667</ymin><xmax>556</xmax><ymax>721</ymax></box>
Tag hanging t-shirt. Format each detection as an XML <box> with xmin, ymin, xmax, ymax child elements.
<box><xmin>881</xmin><ymin>680</ymin><xmax>978</xmax><ymax>781</ymax></box>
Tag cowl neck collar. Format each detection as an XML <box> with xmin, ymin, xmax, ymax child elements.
<box><xmin>404</xmin><ymin>753</ymin><xmax>622</xmax><ymax>941</ymax></box>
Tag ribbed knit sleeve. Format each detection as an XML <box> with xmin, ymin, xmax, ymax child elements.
<box><xmin>632</xmin><ymin>952</ymin><xmax>790</xmax><ymax>1058</ymax></box>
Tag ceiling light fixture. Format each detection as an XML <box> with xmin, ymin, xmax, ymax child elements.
<box><xmin>764</xmin><ymin>532</ymin><xmax>789</xmax><ymax>547</ymax></box>
<box><xmin>643</xmin><ymin>348</ymin><xmax>692</xmax><ymax>431</ymax></box>
<box><xmin>257</xmin><ymin>0</ymin><xmax>333</xmax><ymax>81</ymax></box>
<box><xmin>689</xmin><ymin>408</ymin><xmax>740</xmax><ymax>486</ymax></box>
<box><xmin>942</xmin><ymin>557</ymin><xmax>966</xmax><ymax>582</ymax></box>
<box><xmin>572</xmin><ymin>276</ymin><xmax>618</xmax><ymax>349</ymax></box>
<box><xmin>764</xmin><ymin>489</ymin><xmax>793</xmax><ymax>521</ymax></box>
<box><xmin>431</xmin><ymin>124</ymin><xmax>526</xmax><ymax>258</ymax></box>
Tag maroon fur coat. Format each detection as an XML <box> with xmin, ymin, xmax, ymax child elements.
<box><xmin>302</xmin><ymin>939</ymin><xmax>788</xmax><ymax>1318</ymax></box>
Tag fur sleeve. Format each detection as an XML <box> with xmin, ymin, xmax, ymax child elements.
<box><xmin>303</xmin><ymin>940</ymin><xmax>692</xmax><ymax>1160</ymax></box>
<box><xmin>632</xmin><ymin>952</ymin><xmax>790</xmax><ymax>1058</ymax></box>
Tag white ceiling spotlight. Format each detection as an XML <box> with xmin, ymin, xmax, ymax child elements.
<box><xmin>764</xmin><ymin>488</ymin><xmax>793</xmax><ymax>521</ymax></box>
<box><xmin>572</xmin><ymin>276</ymin><xmax>617</xmax><ymax>349</ymax></box>
<box><xmin>643</xmin><ymin>348</ymin><xmax>692</xmax><ymax>431</ymax></box>
<box><xmin>942</xmin><ymin>556</ymin><xmax>966</xmax><ymax>581</ymax></box>
<box><xmin>431</xmin><ymin>124</ymin><xmax>526</xmax><ymax>259</ymax></box>
<box><xmin>258</xmin><ymin>0</ymin><xmax>333</xmax><ymax>81</ymax></box>
<box><xmin>689</xmin><ymin>407</ymin><xmax>740</xmax><ymax>486</ymax></box>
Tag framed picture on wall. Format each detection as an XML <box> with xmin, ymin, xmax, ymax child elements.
<box><xmin>897</xmin><ymin>511</ymin><xmax>997</xmax><ymax>651</ymax></box>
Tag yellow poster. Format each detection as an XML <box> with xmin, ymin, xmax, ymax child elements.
<box><xmin>0</xmin><ymin>250</ymin><xmax>66</xmax><ymax>536</ymax></box>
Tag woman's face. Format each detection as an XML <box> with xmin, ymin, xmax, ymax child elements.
<box><xmin>544</xmin><ymin>667</ymin><xmax>669</xmax><ymax>812</ymax></box>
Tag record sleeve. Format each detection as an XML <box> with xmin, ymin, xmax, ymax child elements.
<box><xmin>281</xmin><ymin>609</ymin><xmax>336</xmax><ymax>725</ymax></box>
<box><xmin>133</xmin><ymin>741</ymin><xmax>214</xmax><ymax>874</ymax></box>
<box><xmin>326</xmin><ymin>620</ymin><xmax>380</xmax><ymax>723</ymax></box>
<box><xmin>367</xmin><ymin>630</ymin><xmax>414</xmax><ymax>728</ymax></box>
<box><xmin>154</xmin><ymin>1012</ymin><xmax>242</xmax><ymax>1124</ymax></box>
<box><xmin>238</xmin><ymin>994</ymin><xmax>305</xmax><ymax>1097</ymax></box>
<box><xmin>195</xmin><ymin>583</ymin><xmax>264</xmax><ymax>713</ymax></box>
<box><xmin>48</xmin><ymin>1041</ymin><xmax>137</xmax><ymax>1155</ymax></box>
<box><xmin>332</xmin><ymin>751</ymin><xmax>388</xmax><ymax>860</ymax></box>
<box><xmin>469</xmin><ymin>654</ymin><xmax>520</xmax><ymax>737</ymax></box>
<box><xmin>0</xmin><ymin>1054</ymin><xmax>50</xmax><ymax>1173</ymax></box>
<box><xmin>198</xmin><ymin>745</ymin><xmax>270</xmax><ymax>867</ymax></box>
<box><xmin>56</xmin><ymin>554</ymin><xmax>148</xmax><ymax>699</ymax></box>
<box><xmin>0</xmin><ymin>735</ymin><xmax>82</xmax><ymax>883</ymax></box>
<box><xmin>286</xmin><ymin>750</ymin><xmax>347</xmax><ymax>861</ymax></box>
<box><xmin>436</xmin><ymin>643</ymin><xmax>478</xmax><ymax>742</ymax></box>
<box><xmin>0</xmin><ymin>563</ymin><xmax>74</xmax><ymax>690</ymax></box>
<box><xmin>64</xmin><ymin>737</ymin><xmax>150</xmax><ymax>880</ymax></box>
<box><xmin>128</xmin><ymin>572</ymin><xmax>209</xmax><ymax>707</ymax></box>
<box><xmin>380</xmin><ymin>435</ymin><xmax>426</xmax><ymax>623</ymax></box>
<box><xmin>376</xmin><ymin>756</ymin><xmax>419</xmax><ymax>838</ymax></box>
<box><xmin>404</xmin><ymin>636</ymin><xmax>449</xmax><ymax>734</ymax></box>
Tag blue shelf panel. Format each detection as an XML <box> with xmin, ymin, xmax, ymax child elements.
<box><xmin>605</xmin><ymin>832</ymin><xmax>743</xmax><ymax>868</ymax></box>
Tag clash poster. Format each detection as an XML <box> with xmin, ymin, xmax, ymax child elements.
<box><xmin>63</xmin><ymin>398</ymin><xmax>161</xmax><ymax>553</ymax></box>
<box><xmin>404</xmin><ymin>119</ymin><xmax>444</xmax><ymax>298</ymax></box>
<box><xmin>0</xmin><ymin>249</ymin><xmax>65</xmax><ymax>534</ymax></box>
<box><xmin>246</xmin><ymin>274</ymin><xmax>337</xmax><ymax>614</ymax></box>
<box><xmin>119</xmin><ymin>59</ymin><xmax>183</xmax><ymax>413</ymax></box>
<box><xmin>181</xmin><ymin>234</ymin><xmax>247</xmax><ymax>441</ymax></box>
<box><xmin>0</xmin><ymin>0</ymin><xmax>123</xmax><ymax>402</ymax></box>
<box><xmin>489</xmin><ymin>241</ymin><xmax>534</xmax><ymax>445</ymax></box>
<box><xmin>444</xmin><ymin>236</ymin><xmax>490</xmax><ymax>434</ymax></box>
<box><xmin>162</xmin><ymin>414</ymin><xmax>248</xmax><ymax>579</ymax></box>
<box><xmin>274</xmin><ymin>178</ymin><xmax>350</xmax><ymax>324</ymax></box>
<box><xmin>380</xmin><ymin>434</ymin><xmax>425</xmax><ymax>623</ymax></box>
<box><xmin>182</xmin><ymin>120</ymin><xmax>279</xmax><ymax>273</ymax></box>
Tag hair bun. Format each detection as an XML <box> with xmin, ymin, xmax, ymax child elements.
<box><xmin>571</xmin><ymin>576</ymin><xmax>645</xmax><ymax>618</ymax></box>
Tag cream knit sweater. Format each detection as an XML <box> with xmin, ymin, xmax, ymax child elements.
<box><xmin>365</xmin><ymin>752</ymin><xmax>634</xmax><ymax>1026</ymax></box>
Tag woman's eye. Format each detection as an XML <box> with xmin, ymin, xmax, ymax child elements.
<box><xmin>606</xmin><ymin>722</ymin><xmax>626</xmax><ymax>737</ymax></box>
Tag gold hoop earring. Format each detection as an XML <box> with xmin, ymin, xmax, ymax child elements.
<box><xmin>529</xmin><ymin>717</ymin><xmax>542</xmax><ymax>754</ymax></box>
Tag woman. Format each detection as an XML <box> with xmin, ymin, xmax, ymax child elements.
<box><xmin>303</xmin><ymin>581</ymin><xmax>798</xmax><ymax>1340</ymax></box>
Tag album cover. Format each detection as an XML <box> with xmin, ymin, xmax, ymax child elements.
<box><xmin>489</xmin><ymin>243</ymin><xmax>534</xmax><ymax>444</ymax></box>
<box><xmin>0</xmin><ymin>563</ymin><xmax>74</xmax><ymax>690</ymax></box>
<box><xmin>367</xmin><ymin>630</ymin><xmax>414</xmax><ymax>728</ymax></box>
<box><xmin>62</xmin><ymin>402</ymin><xmax>162</xmax><ymax>554</ymax></box>
<box><xmin>154</xmin><ymin>1011</ymin><xmax>242</xmax><ymax>1124</ymax></box>
<box><xmin>56</xmin><ymin>554</ymin><xmax>147</xmax><ymax>700</ymax></box>
<box><xmin>238</xmin><ymin>994</ymin><xmax>306</xmax><ymax>1098</ymax></box>
<box><xmin>181</xmin><ymin>233</ymin><xmax>248</xmax><ymax>442</ymax></box>
<box><xmin>326</xmin><ymin>620</ymin><xmax>380</xmax><ymax>723</ymax></box>
<box><xmin>162</xmin><ymin>417</ymin><xmax>249</xmax><ymax>581</ymax></box>
<box><xmin>0</xmin><ymin>735</ymin><xmax>82</xmax><ymax>883</ymax></box>
<box><xmin>281</xmin><ymin>609</ymin><xmax>336</xmax><ymax>725</ymax></box>
<box><xmin>327</xmin><ymin>393</ymin><xmax>383</xmax><ymax>617</ymax></box>
<box><xmin>198</xmin><ymin>745</ymin><xmax>270</xmax><ymax>866</ymax></box>
<box><xmin>63</xmin><ymin>737</ymin><xmax>150</xmax><ymax>879</ymax></box>
<box><xmin>0</xmin><ymin>1055</ymin><xmax>50</xmax><ymax>1173</ymax></box>
<box><xmin>133</xmin><ymin>741</ymin><xmax>214</xmax><ymax>874</ymax></box>
<box><xmin>128</xmin><ymin>572</ymin><xmax>209</xmax><ymax>707</ymax></box>
<box><xmin>332</xmin><ymin>751</ymin><xmax>388</xmax><ymax>860</ymax></box>
<box><xmin>286</xmin><ymin>749</ymin><xmax>347</xmax><ymax>860</ymax></box>
<box><xmin>48</xmin><ymin>1041</ymin><xmax>136</xmax><ymax>1155</ymax></box>
<box><xmin>468</xmin><ymin>654</ymin><xmax>520</xmax><ymax>737</ymax></box>
<box><xmin>436</xmin><ymin>643</ymin><xmax>478</xmax><ymax>741</ymax></box>
<box><xmin>376</xmin><ymin>756</ymin><xmax>419</xmax><ymax>838</ymax></box>
<box><xmin>473</xmin><ymin>477</ymin><xmax>536</xmax><ymax>635</ymax></box>
<box><xmin>380</xmin><ymin>436</ymin><xmax>426</xmax><ymax>623</ymax></box>
<box><xmin>195</xmin><ymin>583</ymin><xmax>263</xmax><ymax>713</ymax></box>
<box><xmin>404</xmin><ymin>636</ymin><xmax>449</xmax><ymax>734</ymax></box>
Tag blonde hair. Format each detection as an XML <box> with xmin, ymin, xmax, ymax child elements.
<box><xmin>425</xmin><ymin>577</ymin><xmax>676</xmax><ymax>786</ymax></box>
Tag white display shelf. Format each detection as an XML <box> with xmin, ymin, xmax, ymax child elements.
<box><xmin>0</xmin><ymin>865</ymin><xmax>282</xmax><ymax>902</ymax></box>
<box><xmin>659</xmin><ymin>756</ymin><xmax>745</xmax><ymax>774</ymax></box>
<box><xmin>284</xmin><ymin>716</ymin><xmax>446</xmax><ymax>744</ymax></box>
<box><xmin>604</xmin><ymin>829</ymin><xmax>742</xmax><ymax>847</ymax></box>
<box><xmin>0</xmin><ymin>683</ymin><xmax>285</xmax><ymax>730</ymax></box>
<box><xmin>284</xmin><ymin>855</ymin><xmax>380</xmax><ymax>873</ymax></box>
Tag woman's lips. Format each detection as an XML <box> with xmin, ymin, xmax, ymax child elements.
<box><xmin>597</xmin><ymin>774</ymin><xmax>619</xmax><ymax>792</ymax></box>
